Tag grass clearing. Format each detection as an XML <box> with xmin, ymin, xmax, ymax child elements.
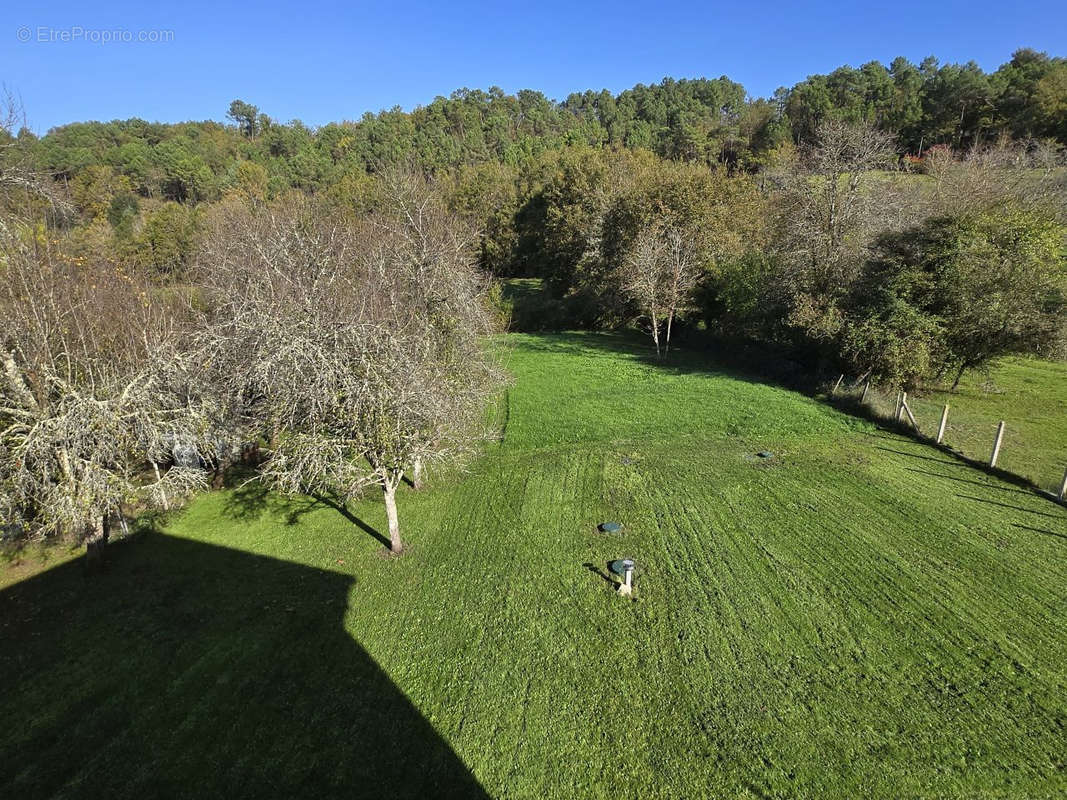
<box><xmin>844</xmin><ymin>357</ymin><xmax>1067</xmax><ymax>493</ymax></box>
<box><xmin>3</xmin><ymin>332</ymin><xmax>1066</xmax><ymax>798</ymax></box>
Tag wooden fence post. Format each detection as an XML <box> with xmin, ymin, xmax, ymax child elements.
<box><xmin>1058</xmin><ymin>467</ymin><xmax>1067</xmax><ymax>502</ymax></box>
<box><xmin>936</xmin><ymin>404</ymin><xmax>949</xmax><ymax>445</ymax></box>
<box><xmin>901</xmin><ymin>397</ymin><xmax>919</xmax><ymax>432</ymax></box>
<box><xmin>860</xmin><ymin>381</ymin><xmax>870</xmax><ymax>403</ymax></box>
<box><xmin>831</xmin><ymin>374</ymin><xmax>844</xmax><ymax>397</ymax></box>
<box><xmin>990</xmin><ymin>421</ymin><xmax>1005</xmax><ymax>468</ymax></box>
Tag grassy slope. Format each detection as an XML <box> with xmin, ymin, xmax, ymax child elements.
<box><xmin>852</xmin><ymin>357</ymin><xmax>1067</xmax><ymax>493</ymax></box>
<box><xmin>924</xmin><ymin>359</ymin><xmax>1067</xmax><ymax>492</ymax></box>
<box><xmin>2</xmin><ymin>332</ymin><xmax>1066</xmax><ymax>799</ymax></box>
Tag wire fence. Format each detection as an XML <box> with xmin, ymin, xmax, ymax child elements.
<box><xmin>830</xmin><ymin>376</ymin><xmax>1067</xmax><ymax>500</ymax></box>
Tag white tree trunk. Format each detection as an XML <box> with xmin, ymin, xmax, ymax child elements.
<box><xmin>650</xmin><ymin>304</ymin><xmax>661</xmax><ymax>357</ymax></box>
<box><xmin>152</xmin><ymin>461</ymin><xmax>169</xmax><ymax>511</ymax></box>
<box><xmin>412</xmin><ymin>457</ymin><xmax>425</xmax><ymax>491</ymax></box>
<box><xmin>383</xmin><ymin>478</ymin><xmax>402</xmax><ymax>553</ymax></box>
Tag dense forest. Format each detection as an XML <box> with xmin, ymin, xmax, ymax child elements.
<box><xmin>1</xmin><ymin>48</ymin><xmax>1066</xmax><ymax>545</ymax></box>
<box><xmin>25</xmin><ymin>49</ymin><xmax>1067</xmax><ymax>192</ymax></box>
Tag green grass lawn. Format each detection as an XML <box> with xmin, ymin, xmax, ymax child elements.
<box><xmin>924</xmin><ymin>358</ymin><xmax>1067</xmax><ymax>493</ymax></box>
<box><xmin>848</xmin><ymin>357</ymin><xmax>1067</xmax><ymax>494</ymax></box>
<box><xmin>3</xmin><ymin>332</ymin><xmax>1066</xmax><ymax>798</ymax></box>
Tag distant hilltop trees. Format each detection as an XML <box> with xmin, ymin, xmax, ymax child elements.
<box><xmin>15</xmin><ymin>48</ymin><xmax>1066</xmax><ymax>204</ymax></box>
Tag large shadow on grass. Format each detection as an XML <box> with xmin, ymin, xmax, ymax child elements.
<box><xmin>0</xmin><ymin>532</ymin><xmax>487</xmax><ymax>799</ymax></box>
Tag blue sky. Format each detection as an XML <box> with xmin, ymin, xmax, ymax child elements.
<box><xmin>4</xmin><ymin>0</ymin><xmax>1066</xmax><ymax>133</ymax></box>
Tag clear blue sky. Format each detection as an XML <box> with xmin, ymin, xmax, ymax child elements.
<box><xmin>4</xmin><ymin>0</ymin><xmax>1066</xmax><ymax>133</ymax></box>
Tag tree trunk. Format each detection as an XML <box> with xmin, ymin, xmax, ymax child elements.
<box><xmin>3</xmin><ymin>351</ymin><xmax>38</xmax><ymax>411</ymax></box>
<box><xmin>90</xmin><ymin>513</ymin><xmax>111</xmax><ymax>546</ymax></box>
<box><xmin>85</xmin><ymin>513</ymin><xmax>110</xmax><ymax>571</ymax></box>
<box><xmin>412</xmin><ymin>457</ymin><xmax>425</xmax><ymax>491</ymax></box>
<box><xmin>951</xmin><ymin>363</ymin><xmax>966</xmax><ymax>391</ymax></box>
<box><xmin>665</xmin><ymin>309</ymin><xmax>674</xmax><ymax>355</ymax></box>
<box><xmin>152</xmin><ymin>461</ymin><xmax>170</xmax><ymax>510</ymax></box>
<box><xmin>383</xmin><ymin>479</ymin><xmax>402</xmax><ymax>554</ymax></box>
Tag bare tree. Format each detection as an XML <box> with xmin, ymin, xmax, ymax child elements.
<box><xmin>620</xmin><ymin>223</ymin><xmax>701</xmax><ymax>356</ymax></box>
<box><xmin>0</xmin><ymin>221</ymin><xmax>210</xmax><ymax>554</ymax></box>
<box><xmin>621</xmin><ymin>226</ymin><xmax>667</xmax><ymax>355</ymax></box>
<box><xmin>779</xmin><ymin>120</ymin><xmax>900</xmax><ymax>293</ymax></box>
<box><xmin>365</xmin><ymin>170</ymin><xmax>505</xmax><ymax>510</ymax></box>
<box><xmin>773</xmin><ymin>120</ymin><xmax>906</xmax><ymax>341</ymax></box>
<box><xmin>0</xmin><ymin>89</ymin><xmax>72</xmax><ymax>226</ymax></box>
<box><xmin>195</xmin><ymin>175</ymin><xmax>504</xmax><ymax>554</ymax></box>
<box><xmin>921</xmin><ymin>144</ymin><xmax>956</xmax><ymax>198</ymax></box>
<box><xmin>1028</xmin><ymin>138</ymin><xmax>1064</xmax><ymax>178</ymax></box>
<box><xmin>930</xmin><ymin>138</ymin><xmax>1067</xmax><ymax>219</ymax></box>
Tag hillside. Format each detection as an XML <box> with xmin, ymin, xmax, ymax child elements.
<box><xmin>855</xmin><ymin>357</ymin><xmax>1067</xmax><ymax>493</ymax></box>
<box><xmin>2</xmin><ymin>333</ymin><xmax>1066</xmax><ymax>798</ymax></box>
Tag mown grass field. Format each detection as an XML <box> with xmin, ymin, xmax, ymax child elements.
<box><xmin>920</xmin><ymin>359</ymin><xmax>1067</xmax><ymax>492</ymax></box>
<box><xmin>2</xmin><ymin>332</ymin><xmax>1066</xmax><ymax>799</ymax></box>
<box><xmin>845</xmin><ymin>358</ymin><xmax>1067</xmax><ymax>494</ymax></box>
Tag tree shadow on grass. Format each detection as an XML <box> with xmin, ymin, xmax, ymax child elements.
<box><xmin>308</xmin><ymin>493</ymin><xmax>389</xmax><ymax>549</ymax></box>
<box><xmin>903</xmin><ymin>466</ymin><xmax>1033</xmax><ymax>496</ymax></box>
<box><xmin>1012</xmin><ymin>523</ymin><xmax>1067</xmax><ymax>541</ymax></box>
<box><xmin>0</xmin><ymin>530</ymin><xmax>487</xmax><ymax>799</ymax></box>
<box><xmin>222</xmin><ymin>474</ymin><xmax>273</xmax><ymax>520</ymax></box>
<box><xmin>509</xmin><ymin>330</ymin><xmax>811</xmax><ymax>388</ymax></box>
<box><xmin>874</xmin><ymin>446</ymin><xmax>973</xmax><ymax>468</ymax></box>
<box><xmin>956</xmin><ymin>494</ymin><xmax>1067</xmax><ymax>521</ymax></box>
<box><xmin>222</xmin><ymin>479</ymin><xmax>389</xmax><ymax>549</ymax></box>
<box><xmin>507</xmin><ymin>331</ymin><xmax>1067</xmax><ymax>522</ymax></box>
<box><xmin>511</xmin><ymin>332</ymin><xmax>1065</xmax><ymax>512</ymax></box>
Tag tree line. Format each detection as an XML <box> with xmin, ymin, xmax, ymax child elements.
<box><xmin>5</xmin><ymin>49</ymin><xmax>1060</xmax><ymax>284</ymax></box>
<box><xmin>21</xmin><ymin>49</ymin><xmax>1067</xmax><ymax>196</ymax></box>
<box><xmin>510</xmin><ymin>124</ymin><xmax>1065</xmax><ymax>386</ymax></box>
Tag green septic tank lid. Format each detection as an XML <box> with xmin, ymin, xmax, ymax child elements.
<box><xmin>598</xmin><ymin>522</ymin><xmax>622</xmax><ymax>533</ymax></box>
<box><xmin>608</xmin><ymin>558</ymin><xmax>635</xmax><ymax>576</ymax></box>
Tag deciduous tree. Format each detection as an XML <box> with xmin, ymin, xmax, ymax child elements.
<box><xmin>195</xmin><ymin>174</ymin><xmax>503</xmax><ymax>554</ymax></box>
<box><xmin>620</xmin><ymin>223</ymin><xmax>701</xmax><ymax>356</ymax></box>
<box><xmin>0</xmin><ymin>225</ymin><xmax>209</xmax><ymax>551</ymax></box>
